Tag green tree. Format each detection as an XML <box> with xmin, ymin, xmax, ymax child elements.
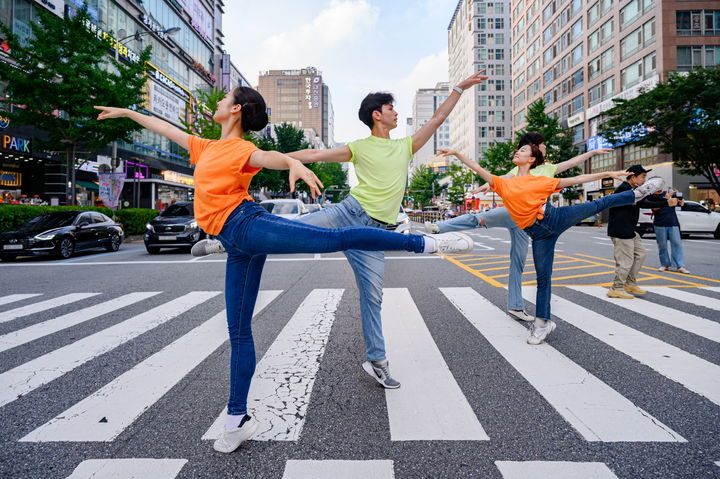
<box><xmin>600</xmin><ymin>67</ymin><xmax>720</xmax><ymax>196</ymax></box>
<box><xmin>180</xmin><ymin>87</ymin><xmax>224</xmax><ymax>143</ymax></box>
<box><xmin>0</xmin><ymin>7</ymin><xmax>150</xmax><ymax>205</ymax></box>
<box><xmin>409</xmin><ymin>165</ymin><xmax>439</xmax><ymax>208</ymax></box>
<box><xmin>479</xmin><ymin>142</ymin><xmax>515</xmax><ymax>180</ymax></box>
<box><xmin>446</xmin><ymin>164</ymin><xmax>474</xmax><ymax>206</ymax></box>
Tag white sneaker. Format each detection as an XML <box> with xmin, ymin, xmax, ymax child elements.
<box><xmin>527</xmin><ymin>320</ymin><xmax>557</xmax><ymax>345</ymax></box>
<box><xmin>508</xmin><ymin>310</ymin><xmax>534</xmax><ymax>322</ymax></box>
<box><xmin>191</xmin><ymin>238</ymin><xmax>226</xmax><ymax>256</ymax></box>
<box><xmin>213</xmin><ymin>415</ymin><xmax>258</xmax><ymax>453</ymax></box>
<box><xmin>424</xmin><ymin>221</ymin><xmax>440</xmax><ymax>234</ymax></box>
<box><xmin>633</xmin><ymin>177</ymin><xmax>665</xmax><ymax>202</ymax></box>
<box><xmin>428</xmin><ymin>232</ymin><xmax>474</xmax><ymax>254</ymax></box>
<box><xmin>394</xmin><ymin>223</ymin><xmax>413</xmax><ymax>235</ymax></box>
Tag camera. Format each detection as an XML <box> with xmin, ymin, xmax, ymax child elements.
<box><xmin>671</xmin><ymin>191</ymin><xmax>683</xmax><ymax>199</ymax></box>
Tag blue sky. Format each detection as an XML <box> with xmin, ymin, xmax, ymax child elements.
<box><xmin>224</xmin><ymin>0</ymin><xmax>459</xmax><ymax>143</ymax></box>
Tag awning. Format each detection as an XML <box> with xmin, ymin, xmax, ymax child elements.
<box><xmin>76</xmin><ymin>180</ymin><xmax>99</xmax><ymax>191</ymax></box>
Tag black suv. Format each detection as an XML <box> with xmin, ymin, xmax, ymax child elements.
<box><xmin>144</xmin><ymin>202</ymin><xmax>206</xmax><ymax>254</ymax></box>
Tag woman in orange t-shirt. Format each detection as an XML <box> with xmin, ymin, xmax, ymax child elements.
<box><xmin>94</xmin><ymin>87</ymin><xmax>472</xmax><ymax>454</ymax></box>
<box><xmin>450</xmin><ymin>144</ymin><xmax>663</xmax><ymax>346</ymax></box>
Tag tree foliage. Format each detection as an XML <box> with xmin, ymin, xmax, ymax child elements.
<box><xmin>446</xmin><ymin>163</ymin><xmax>474</xmax><ymax>206</ymax></box>
<box><xmin>600</xmin><ymin>67</ymin><xmax>720</xmax><ymax>196</ymax></box>
<box><xmin>180</xmin><ymin>87</ymin><xmax>224</xmax><ymax>143</ymax></box>
<box><xmin>408</xmin><ymin>165</ymin><xmax>439</xmax><ymax>208</ymax></box>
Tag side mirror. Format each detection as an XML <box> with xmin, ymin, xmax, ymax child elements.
<box><xmin>77</xmin><ymin>221</ymin><xmax>90</xmax><ymax>228</ymax></box>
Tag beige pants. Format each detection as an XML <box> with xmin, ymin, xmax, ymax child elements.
<box><xmin>611</xmin><ymin>233</ymin><xmax>647</xmax><ymax>290</ymax></box>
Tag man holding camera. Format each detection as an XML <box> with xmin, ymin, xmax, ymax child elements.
<box><xmin>647</xmin><ymin>188</ymin><xmax>690</xmax><ymax>274</ymax></box>
<box><xmin>606</xmin><ymin>165</ymin><xmax>677</xmax><ymax>299</ymax></box>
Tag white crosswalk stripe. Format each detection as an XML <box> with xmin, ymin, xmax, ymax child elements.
<box><xmin>645</xmin><ymin>287</ymin><xmax>720</xmax><ymax>312</ymax></box>
<box><xmin>21</xmin><ymin>291</ymin><xmax>281</xmax><ymax>442</ymax></box>
<box><xmin>282</xmin><ymin>460</ymin><xmax>395</xmax><ymax>479</ymax></box>
<box><xmin>0</xmin><ymin>291</ymin><xmax>221</xmax><ymax>408</ymax></box>
<box><xmin>65</xmin><ymin>459</ymin><xmax>187</xmax><ymax>479</ymax></box>
<box><xmin>441</xmin><ymin>287</ymin><xmax>684</xmax><ymax>442</ymax></box>
<box><xmin>570</xmin><ymin>286</ymin><xmax>720</xmax><ymax>342</ymax></box>
<box><xmin>0</xmin><ymin>292</ymin><xmax>161</xmax><ymax>353</ymax></box>
<box><xmin>382</xmin><ymin>288</ymin><xmax>489</xmax><ymax>441</ymax></box>
<box><xmin>704</xmin><ymin>287</ymin><xmax>720</xmax><ymax>295</ymax></box>
<box><xmin>495</xmin><ymin>461</ymin><xmax>619</xmax><ymax>479</ymax></box>
<box><xmin>0</xmin><ymin>293</ymin><xmax>42</xmax><ymax>307</ymax></box>
<box><xmin>203</xmin><ymin>289</ymin><xmax>344</xmax><ymax>442</ymax></box>
<box><xmin>0</xmin><ymin>293</ymin><xmax>100</xmax><ymax>324</ymax></box>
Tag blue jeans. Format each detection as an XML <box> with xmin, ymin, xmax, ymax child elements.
<box><xmin>435</xmin><ymin>208</ymin><xmax>528</xmax><ymax>311</ymax></box>
<box><xmin>216</xmin><ymin>201</ymin><xmax>424</xmax><ymax>415</ymax></box>
<box><xmin>654</xmin><ymin>225</ymin><xmax>685</xmax><ymax>269</ymax></box>
<box><xmin>524</xmin><ymin>190</ymin><xmax>636</xmax><ymax>320</ymax></box>
<box><xmin>296</xmin><ymin>195</ymin><xmax>394</xmax><ymax>362</ymax></box>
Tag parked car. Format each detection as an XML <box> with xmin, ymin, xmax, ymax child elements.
<box><xmin>305</xmin><ymin>203</ymin><xmax>323</xmax><ymax>214</ymax></box>
<box><xmin>387</xmin><ymin>207</ymin><xmax>411</xmax><ymax>231</ymax></box>
<box><xmin>636</xmin><ymin>200</ymin><xmax>720</xmax><ymax>238</ymax></box>
<box><xmin>144</xmin><ymin>201</ymin><xmax>205</xmax><ymax>254</ymax></box>
<box><xmin>259</xmin><ymin>199</ymin><xmax>309</xmax><ymax>219</ymax></box>
<box><xmin>0</xmin><ymin>210</ymin><xmax>124</xmax><ymax>261</ymax></box>
<box><xmin>577</xmin><ymin>213</ymin><xmax>599</xmax><ymax>226</ymax></box>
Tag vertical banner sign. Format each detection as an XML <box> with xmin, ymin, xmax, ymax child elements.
<box><xmin>98</xmin><ymin>172</ymin><xmax>126</xmax><ymax>209</ymax></box>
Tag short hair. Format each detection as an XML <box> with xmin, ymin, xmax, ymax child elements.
<box><xmin>358</xmin><ymin>92</ymin><xmax>394</xmax><ymax>129</ymax></box>
<box><xmin>518</xmin><ymin>132</ymin><xmax>545</xmax><ymax>148</ymax></box>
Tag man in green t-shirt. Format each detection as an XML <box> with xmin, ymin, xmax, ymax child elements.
<box><xmin>422</xmin><ymin>132</ymin><xmax>611</xmax><ymax>323</ymax></box>
<box><xmin>192</xmin><ymin>71</ymin><xmax>488</xmax><ymax>388</ymax></box>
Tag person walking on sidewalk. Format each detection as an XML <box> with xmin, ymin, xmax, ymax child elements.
<box><xmin>94</xmin><ymin>87</ymin><xmax>473</xmax><ymax>454</ymax></box>
<box><xmin>606</xmin><ymin>165</ymin><xmax>676</xmax><ymax>299</ymax></box>
<box><xmin>648</xmin><ymin>188</ymin><xmax>690</xmax><ymax>274</ymax></box>
<box><xmin>192</xmin><ymin>70</ymin><xmax>489</xmax><ymax>389</ymax></box>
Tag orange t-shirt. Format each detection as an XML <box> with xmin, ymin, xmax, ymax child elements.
<box><xmin>490</xmin><ymin>175</ymin><xmax>562</xmax><ymax>229</ymax></box>
<box><xmin>189</xmin><ymin>136</ymin><xmax>261</xmax><ymax>235</ymax></box>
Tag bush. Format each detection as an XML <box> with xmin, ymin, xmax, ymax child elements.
<box><xmin>0</xmin><ymin>205</ymin><xmax>159</xmax><ymax>235</ymax></box>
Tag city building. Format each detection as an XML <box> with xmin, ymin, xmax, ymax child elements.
<box><xmin>410</xmin><ymin>82</ymin><xmax>451</xmax><ymax>169</ymax></box>
<box><xmin>0</xmin><ymin>0</ymin><xmax>250</xmax><ymax>208</ymax></box>
<box><xmin>447</xmin><ymin>0</ymin><xmax>513</xmax><ymax>162</ymax></box>
<box><xmin>510</xmin><ymin>0</ymin><xmax>720</xmax><ymax>203</ymax></box>
<box><xmin>257</xmin><ymin>67</ymin><xmax>335</xmax><ymax>149</ymax></box>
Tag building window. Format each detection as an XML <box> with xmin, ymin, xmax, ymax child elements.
<box><xmin>527</xmin><ymin>57</ymin><xmax>541</xmax><ymax>78</ymax></box>
<box><xmin>527</xmin><ymin>38</ymin><xmax>541</xmax><ymax>58</ymax></box>
<box><xmin>676</xmin><ymin>10</ymin><xmax>720</xmax><ymax>36</ymax></box>
<box><xmin>572</xmin><ymin>93</ymin><xmax>584</xmax><ymax>114</ymax></box>
<box><xmin>527</xmin><ymin>78</ymin><xmax>542</xmax><ymax>98</ymax></box>
<box><xmin>514</xmin><ymin>91</ymin><xmax>526</xmax><ymax>109</ymax></box>
<box><xmin>676</xmin><ymin>45</ymin><xmax>720</xmax><ymax>70</ymax></box>
<box><xmin>623</xmin><ymin>144</ymin><xmax>658</xmax><ymax>168</ymax></box>
<box><xmin>620</xmin><ymin>0</ymin><xmax>654</xmax><ymax>31</ymax></box>
<box><xmin>514</xmin><ymin>110</ymin><xmax>527</xmax><ymax>127</ymax></box>
<box><xmin>572</xmin><ymin>124</ymin><xmax>585</xmax><ymax>143</ymax></box>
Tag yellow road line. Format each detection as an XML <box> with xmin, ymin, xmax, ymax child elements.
<box><xmin>489</xmin><ymin>263</ymin><xmax>604</xmax><ymax>279</ymax></box>
<box><xmin>442</xmin><ymin>255</ymin><xmax>505</xmax><ymax>287</ymax></box>
<box><xmin>575</xmin><ymin>254</ymin><xmax>720</xmax><ymax>284</ymax></box>
<box><xmin>522</xmin><ymin>270</ymin><xmax>613</xmax><ymax>284</ymax></box>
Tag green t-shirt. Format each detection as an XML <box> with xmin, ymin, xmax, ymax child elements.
<box><xmin>508</xmin><ymin>163</ymin><xmax>558</xmax><ymax>177</ymax></box>
<box><xmin>347</xmin><ymin>135</ymin><xmax>413</xmax><ymax>224</ymax></box>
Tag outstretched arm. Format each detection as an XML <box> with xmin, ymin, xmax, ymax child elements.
<box><xmin>555</xmin><ymin>148</ymin><xmax>613</xmax><ymax>174</ymax></box>
<box><xmin>439</xmin><ymin>149</ymin><xmax>494</xmax><ymax>186</ymax></box>
<box><xmin>557</xmin><ymin>170</ymin><xmax>629</xmax><ymax>188</ymax></box>
<box><xmin>249</xmin><ymin>150</ymin><xmax>324</xmax><ymax>198</ymax></box>
<box><xmin>286</xmin><ymin>146</ymin><xmax>352</xmax><ymax>164</ymax></box>
<box><xmin>412</xmin><ymin>70</ymin><xmax>488</xmax><ymax>154</ymax></box>
<box><xmin>95</xmin><ymin>106</ymin><xmax>189</xmax><ymax>150</ymax></box>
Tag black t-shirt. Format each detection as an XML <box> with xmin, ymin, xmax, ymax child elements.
<box><xmin>646</xmin><ymin>193</ymin><xmax>680</xmax><ymax>227</ymax></box>
<box><xmin>607</xmin><ymin>182</ymin><xmax>669</xmax><ymax>239</ymax></box>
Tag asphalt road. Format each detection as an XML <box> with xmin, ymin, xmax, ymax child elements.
<box><xmin>0</xmin><ymin>225</ymin><xmax>718</xmax><ymax>479</ymax></box>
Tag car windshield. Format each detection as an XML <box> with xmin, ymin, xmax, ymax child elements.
<box><xmin>261</xmin><ymin>202</ymin><xmax>298</xmax><ymax>214</ymax></box>
<box><xmin>22</xmin><ymin>212</ymin><xmax>77</xmax><ymax>230</ymax></box>
<box><xmin>161</xmin><ymin>204</ymin><xmax>193</xmax><ymax>217</ymax></box>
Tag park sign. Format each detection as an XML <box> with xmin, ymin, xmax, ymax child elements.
<box><xmin>1</xmin><ymin>134</ymin><xmax>31</xmax><ymax>154</ymax></box>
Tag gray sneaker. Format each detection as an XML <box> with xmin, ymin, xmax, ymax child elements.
<box><xmin>362</xmin><ymin>360</ymin><xmax>401</xmax><ymax>389</ymax></box>
<box><xmin>527</xmin><ymin>320</ymin><xmax>557</xmax><ymax>345</ymax></box>
<box><xmin>213</xmin><ymin>415</ymin><xmax>258</xmax><ymax>453</ymax></box>
<box><xmin>633</xmin><ymin>177</ymin><xmax>665</xmax><ymax>203</ymax></box>
<box><xmin>427</xmin><ymin>232</ymin><xmax>475</xmax><ymax>254</ymax></box>
<box><xmin>424</xmin><ymin>221</ymin><xmax>440</xmax><ymax>234</ymax></box>
<box><xmin>191</xmin><ymin>238</ymin><xmax>226</xmax><ymax>257</ymax></box>
<box><xmin>508</xmin><ymin>309</ymin><xmax>534</xmax><ymax>322</ymax></box>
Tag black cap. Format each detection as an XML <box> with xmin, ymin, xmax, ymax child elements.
<box><xmin>626</xmin><ymin>164</ymin><xmax>652</xmax><ymax>176</ymax></box>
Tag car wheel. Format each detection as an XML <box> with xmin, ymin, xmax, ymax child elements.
<box><xmin>57</xmin><ymin>237</ymin><xmax>75</xmax><ymax>259</ymax></box>
<box><xmin>106</xmin><ymin>233</ymin><xmax>121</xmax><ymax>252</ymax></box>
<box><xmin>714</xmin><ymin>225</ymin><xmax>720</xmax><ymax>239</ymax></box>
<box><xmin>146</xmin><ymin>246</ymin><xmax>160</xmax><ymax>254</ymax></box>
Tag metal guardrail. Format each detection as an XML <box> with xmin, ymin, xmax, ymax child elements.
<box><xmin>408</xmin><ymin>211</ymin><xmax>451</xmax><ymax>223</ymax></box>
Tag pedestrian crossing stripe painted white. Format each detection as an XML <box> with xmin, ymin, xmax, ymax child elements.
<box><xmin>282</xmin><ymin>460</ymin><xmax>395</xmax><ymax>479</ymax></box>
<box><xmin>495</xmin><ymin>461</ymin><xmax>619</xmax><ymax>479</ymax></box>
<box><xmin>441</xmin><ymin>287</ymin><xmax>684</xmax><ymax>442</ymax></box>
<box><xmin>644</xmin><ymin>287</ymin><xmax>720</xmax><ymax>312</ymax></box>
<box><xmin>525</xmin><ymin>287</ymin><xmax>720</xmax><ymax>407</ymax></box>
<box><xmin>0</xmin><ymin>293</ymin><xmax>100</xmax><ymax>324</ymax></box>
<box><xmin>570</xmin><ymin>286</ymin><xmax>720</xmax><ymax>343</ymax></box>
<box><xmin>473</xmin><ymin>242</ymin><xmax>495</xmax><ymax>250</ymax></box>
<box><xmin>0</xmin><ymin>292</ymin><xmax>162</xmax><ymax>353</ymax></box>
<box><xmin>21</xmin><ymin>291</ymin><xmax>281</xmax><ymax>442</ymax></box>
<box><xmin>0</xmin><ymin>294</ymin><xmax>42</xmax><ymax>307</ymax></box>
<box><xmin>0</xmin><ymin>291</ymin><xmax>221</xmax><ymax>408</ymax></box>
<box><xmin>204</xmin><ymin>289</ymin><xmax>344</xmax><ymax>442</ymax></box>
<box><xmin>703</xmin><ymin>287</ymin><xmax>720</xmax><ymax>295</ymax></box>
<box><xmin>382</xmin><ymin>288</ymin><xmax>489</xmax><ymax>441</ymax></box>
<box><xmin>65</xmin><ymin>459</ymin><xmax>187</xmax><ymax>479</ymax></box>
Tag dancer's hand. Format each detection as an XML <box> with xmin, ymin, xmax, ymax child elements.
<box><xmin>456</xmin><ymin>70</ymin><xmax>489</xmax><ymax>90</ymax></box>
<box><xmin>472</xmin><ymin>183</ymin><xmax>491</xmax><ymax>194</ymax></box>
<box><xmin>288</xmin><ymin>161</ymin><xmax>324</xmax><ymax>198</ymax></box>
<box><xmin>438</xmin><ymin>149</ymin><xmax>457</xmax><ymax>157</ymax></box>
<box><xmin>589</xmin><ymin>148</ymin><xmax>613</xmax><ymax>157</ymax></box>
<box><xmin>94</xmin><ymin>106</ymin><xmax>130</xmax><ymax>120</ymax></box>
<box><xmin>608</xmin><ymin>170</ymin><xmax>632</xmax><ymax>181</ymax></box>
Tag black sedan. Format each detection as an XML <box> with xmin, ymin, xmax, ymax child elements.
<box><xmin>144</xmin><ymin>201</ymin><xmax>206</xmax><ymax>254</ymax></box>
<box><xmin>0</xmin><ymin>210</ymin><xmax>124</xmax><ymax>261</ymax></box>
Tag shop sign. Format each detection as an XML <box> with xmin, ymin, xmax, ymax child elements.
<box><xmin>601</xmin><ymin>178</ymin><xmax>615</xmax><ymax>189</ymax></box>
<box><xmin>98</xmin><ymin>172</ymin><xmax>125</xmax><ymax>209</ymax></box>
<box><xmin>83</xmin><ymin>20</ymin><xmax>141</xmax><ymax>63</ymax></box>
<box><xmin>2</xmin><ymin>134</ymin><xmax>30</xmax><ymax>153</ymax></box>
<box><xmin>0</xmin><ymin>170</ymin><xmax>21</xmax><ymax>186</ymax></box>
<box><xmin>567</xmin><ymin>112</ymin><xmax>584</xmax><ymax>128</ymax></box>
<box><xmin>76</xmin><ymin>159</ymin><xmax>99</xmax><ymax>173</ymax></box>
<box><xmin>162</xmin><ymin>170</ymin><xmax>194</xmax><ymax>186</ymax></box>
<box><xmin>585</xmin><ymin>75</ymin><xmax>660</xmax><ymax>120</ymax></box>
<box><xmin>139</xmin><ymin>14</ymin><xmax>174</xmax><ymax>43</ymax></box>
<box><xmin>586</xmin><ymin>123</ymin><xmax>651</xmax><ymax>151</ymax></box>
<box><xmin>146</xmin><ymin>80</ymin><xmax>187</xmax><ymax>127</ymax></box>
<box><xmin>34</xmin><ymin>0</ymin><xmax>63</xmax><ymax>18</ymax></box>
<box><xmin>146</xmin><ymin>63</ymin><xmax>191</xmax><ymax>102</ymax></box>
<box><xmin>0</xmin><ymin>116</ymin><xmax>9</xmax><ymax>129</ymax></box>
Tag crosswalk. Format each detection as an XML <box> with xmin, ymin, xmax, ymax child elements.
<box><xmin>0</xmin><ymin>286</ymin><xmax>718</xmax><ymax>478</ymax></box>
